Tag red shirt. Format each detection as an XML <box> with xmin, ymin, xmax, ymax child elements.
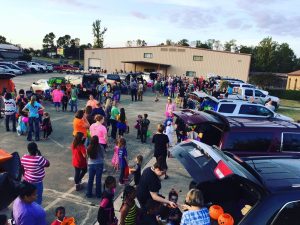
<box><xmin>51</xmin><ymin>220</ymin><xmax>61</xmax><ymax>225</ymax></box>
<box><xmin>71</xmin><ymin>144</ymin><xmax>87</xmax><ymax>168</ymax></box>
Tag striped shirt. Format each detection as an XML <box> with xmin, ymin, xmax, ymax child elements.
<box><xmin>21</xmin><ymin>154</ymin><xmax>49</xmax><ymax>183</ymax></box>
<box><xmin>4</xmin><ymin>99</ymin><xmax>16</xmax><ymax>115</ymax></box>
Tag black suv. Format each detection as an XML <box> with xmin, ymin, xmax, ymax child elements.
<box><xmin>172</xmin><ymin>140</ymin><xmax>300</xmax><ymax>225</ymax></box>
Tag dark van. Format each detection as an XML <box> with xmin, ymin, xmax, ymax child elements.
<box><xmin>173</xmin><ymin>109</ymin><xmax>300</xmax><ymax>156</ymax></box>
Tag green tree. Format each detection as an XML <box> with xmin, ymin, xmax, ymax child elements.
<box><xmin>56</xmin><ymin>35</ymin><xmax>71</xmax><ymax>48</ymax></box>
<box><xmin>136</xmin><ymin>39</ymin><xmax>147</xmax><ymax>46</ymax></box>
<box><xmin>195</xmin><ymin>40</ymin><xmax>210</xmax><ymax>49</ymax></box>
<box><xmin>177</xmin><ymin>39</ymin><xmax>189</xmax><ymax>46</ymax></box>
<box><xmin>165</xmin><ymin>39</ymin><xmax>174</xmax><ymax>45</ymax></box>
<box><xmin>0</xmin><ymin>35</ymin><xmax>7</xmax><ymax>44</ymax></box>
<box><xmin>224</xmin><ymin>39</ymin><xmax>237</xmax><ymax>51</ymax></box>
<box><xmin>275</xmin><ymin>43</ymin><xmax>297</xmax><ymax>73</ymax></box>
<box><xmin>42</xmin><ymin>32</ymin><xmax>56</xmax><ymax>50</ymax></box>
<box><xmin>92</xmin><ymin>19</ymin><xmax>107</xmax><ymax>48</ymax></box>
<box><xmin>255</xmin><ymin>37</ymin><xmax>278</xmax><ymax>72</ymax></box>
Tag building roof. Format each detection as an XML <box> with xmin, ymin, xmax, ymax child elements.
<box><xmin>0</xmin><ymin>44</ymin><xmax>20</xmax><ymax>51</ymax></box>
<box><xmin>85</xmin><ymin>45</ymin><xmax>251</xmax><ymax>56</ymax></box>
<box><xmin>121</xmin><ymin>60</ymin><xmax>170</xmax><ymax>67</ymax></box>
<box><xmin>288</xmin><ymin>70</ymin><xmax>300</xmax><ymax>76</ymax></box>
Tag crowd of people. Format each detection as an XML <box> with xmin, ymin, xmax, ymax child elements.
<box><xmin>0</xmin><ymin>74</ymin><xmax>230</xmax><ymax>225</ymax></box>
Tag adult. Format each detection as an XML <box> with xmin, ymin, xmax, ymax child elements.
<box><xmin>104</xmin><ymin>98</ymin><xmax>112</xmax><ymax>129</ymax></box>
<box><xmin>130</xmin><ymin>79</ymin><xmax>137</xmax><ymax>102</ymax></box>
<box><xmin>152</xmin><ymin>124</ymin><xmax>170</xmax><ymax>179</ymax></box>
<box><xmin>154</xmin><ymin>80</ymin><xmax>161</xmax><ymax>102</ymax></box>
<box><xmin>96</xmin><ymin>82</ymin><xmax>104</xmax><ymax>103</ymax></box>
<box><xmin>86</xmin><ymin>136</ymin><xmax>104</xmax><ymax>198</ymax></box>
<box><xmin>85</xmin><ymin>106</ymin><xmax>95</xmax><ymax>125</ymax></box>
<box><xmin>4</xmin><ymin>92</ymin><xmax>17</xmax><ymax>132</ymax></box>
<box><xmin>72</xmin><ymin>110</ymin><xmax>90</xmax><ymax>139</ymax></box>
<box><xmin>265</xmin><ymin>98</ymin><xmax>275</xmax><ymax>111</ymax></box>
<box><xmin>15</xmin><ymin>89</ymin><xmax>28</xmax><ymax>107</ymax></box>
<box><xmin>179</xmin><ymin>85</ymin><xmax>185</xmax><ymax>108</ymax></box>
<box><xmin>12</xmin><ymin>181</ymin><xmax>46</xmax><ymax>225</ymax></box>
<box><xmin>180</xmin><ymin>189</ymin><xmax>210</xmax><ymax>225</ymax></box>
<box><xmin>70</xmin><ymin>85</ymin><xmax>79</xmax><ymax>113</ymax></box>
<box><xmin>21</xmin><ymin>142</ymin><xmax>50</xmax><ymax>205</ymax></box>
<box><xmin>52</xmin><ymin>85</ymin><xmax>64</xmax><ymax>112</ymax></box>
<box><xmin>90</xmin><ymin>115</ymin><xmax>108</xmax><ymax>150</ymax></box>
<box><xmin>86</xmin><ymin>94</ymin><xmax>99</xmax><ymax>109</ymax></box>
<box><xmin>165</xmin><ymin>97</ymin><xmax>176</xmax><ymax>119</ymax></box>
<box><xmin>112</xmin><ymin>82</ymin><xmax>121</xmax><ymax>102</ymax></box>
<box><xmin>110</xmin><ymin>100</ymin><xmax>120</xmax><ymax>139</ymax></box>
<box><xmin>136</xmin><ymin>160</ymin><xmax>177</xmax><ymax>211</ymax></box>
<box><xmin>71</xmin><ymin>132</ymin><xmax>87</xmax><ymax>191</ymax></box>
<box><xmin>137</xmin><ymin>81</ymin><xmax>144</xmax><ymax>101</ymax></box>
<box><xmin>23</xmin><ymin>96</ymin><xmax>45</xmax><ymax>141</ymax></box>
<box><xmin>91</xmin><ymin>102</ymin><xmax>106</xmax><ymax>118</ymax></box>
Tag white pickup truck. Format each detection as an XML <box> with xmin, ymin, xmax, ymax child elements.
<box><xmin>223</xmin><ymin>87</ymin><xmax>280</xmax><ymax>109</ymax></box>
<box><xmin>27</xmin><ymin>62</ymin><xmax>47</xmax><ymax>73</ymax></box>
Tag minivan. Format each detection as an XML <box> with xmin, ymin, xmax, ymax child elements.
<box><xmin>173</xmin><ymin>109</ymin><xmax>300</xmax><ymax>156</ymax></box>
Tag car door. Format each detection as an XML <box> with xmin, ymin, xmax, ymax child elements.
<box><xmin>171</xmin><ymin>140</ymin><xmax>264</xmax><ymax>186</ymax></box>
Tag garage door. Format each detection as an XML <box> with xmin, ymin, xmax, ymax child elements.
<box><xmin>88</xmin><ymin>58</ymin><xmax>101</xmax><ymax>70</ymax></box>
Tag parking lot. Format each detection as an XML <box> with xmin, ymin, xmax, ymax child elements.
<box><xmin>0</xmin><ymin>72</ymin><xmax>186</xmax><ymax>224</ymax></box>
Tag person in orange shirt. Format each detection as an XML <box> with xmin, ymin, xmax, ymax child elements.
<box><xmin>86</xmin><ymin>95</ymin><xmax>99</xmax><ymax>109</ymax></box>
<box><xmin>73</xmin><ymin>110</ymin><xmax>90</xmax><ymax>138</ymax></box>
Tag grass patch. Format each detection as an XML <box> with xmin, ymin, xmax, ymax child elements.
<box><xmin>280</xmin><ymin>99</ymin><xmax>300</xmax><ymax>108</ymax></box>
<box><xmin>277</xmin><ymin>108</ymin><xmax>300</xmax><ymax>122</ymax></box>
<box><xmin>33</xmin><ymin>57</ymin><xmax>84</xmax><ymax>65</ymax></box>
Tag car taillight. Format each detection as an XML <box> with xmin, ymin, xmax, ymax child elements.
<box><xmin>214</xmin><ymin>161</ymin><xmax>233</xmax><ymax>179</ymax></box>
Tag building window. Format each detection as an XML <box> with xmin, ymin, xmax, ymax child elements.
<box><xmin>288</xmin><ymin>78</ymin><xmax>291</xmax><ymax>89</ymax></box>
<box><xmin>144</xmin><ymin>53</ymin><xmax>153</xmax><ymax>58</ymax></box>
<box><xmin>186</xmin><ymin>71</ymin><xmax>196</xmax><ymax>77</ymax></box>
<box><xmin>161</xmin><ymin>48</ymin><xmax>168</xmax><ymax>52</ymax></box>
<box><xmin>294</xmin><ymin>79</ymin><xmax>298</xmax><ymax>90</ymax></box>
<box><xmin>193</xmin><ymin>55</ymin><xmax>203</xmax><ymax>61</ymax></box>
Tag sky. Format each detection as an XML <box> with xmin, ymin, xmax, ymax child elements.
<box><xmin>1</xmin><ymin>0</ymin><xmax>300</xmax><ymax>55</ymax></box>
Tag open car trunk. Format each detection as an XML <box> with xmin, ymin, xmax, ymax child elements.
<box><xmin>195</xmin><ymin>175</ymin><xmax>261</xmax><ymax>224</ymax></box>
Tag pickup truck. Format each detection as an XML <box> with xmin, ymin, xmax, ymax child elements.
<box><xmin>223</xmin><ymin>87</ymin><xmax>280</xmax><ymax>108</ymax></box>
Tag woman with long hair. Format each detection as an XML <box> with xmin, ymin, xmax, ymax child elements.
<box><xmin>22</xmin><ymin>95</ymin><xmax>44</xmax><ymax>141</ymax></box>
<box><xmin>86</xmin><ymin>135</ymin><xmax>104</xmax><ymax>198</ymax></box>
<box><xmin>118</xmin><ymin>108</ymin><xmax>127</xmax><ymax>138</ymax></box>
<box><xmin>71</xmin><ymin>132</ymin><xmax>87</xmax><ymax>191</ymax></box>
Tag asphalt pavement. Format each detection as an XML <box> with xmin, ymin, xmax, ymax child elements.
<box><xmin>0</xmin><ymin>72</ymin><xmax>191</xmax><ymax>225</ymax></box>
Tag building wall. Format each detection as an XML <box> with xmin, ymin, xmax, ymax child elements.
<box><xmin>84</xmin><ymin>46</ymin><xmax>251</xmax><ymax>81</ymax></box>
<box><xmin>286</xmin><ymin>75</ymin><xmax>300</xmax><ymax>90</ymax></box>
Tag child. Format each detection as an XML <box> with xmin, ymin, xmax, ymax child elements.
<box><xmin>141</xmin><ymin>114</ymin><xmax>150</xmax><ymax>143</ymax></box>
<box><xmin>98</xmin><ymin>176</ymin><xmax>118</xmax><ymax>225</ymax></box>
<box><xmin>62</xmin><ymin>92</ymin><xmax>69</xmax><ymax>112</ymax></box>
<box><xmin>175</xmin><ymin>93</ymin><xmax>180</xmax><ymax>108</ymax></box>
<box><xmin>139</xmin><ymin>199</ymin><xmax>161</xmax><ymax>225</ymax></box>
<box><xmin>119</xmin><ymin>185</ymin><xmax>139</xmax><ymax>225</ymax></box>
<box><xmin>135</xmin><ymin>115</ymin><xmax>143</xmax><ymax>139</ymax></box>
<box><xmin>164</xmin><ymin>121</ymin><xmax>174</xmax><ymax>147</ymax></box>
<box><xmin>117</xmin><ymin>108</ymin><xmax>127</xmax><ymax>138</ymax></box>
<box><xmin>42</xmin><ymin>112</ymin><xmax>53</xmax><ymax>139</ymax></box>
<box><xmin>16</xmin><ymin>115</ymin><xmax>28</xmax><ymax>136</ymax></box>
<box><xmin>160</xmin><ymin>189</ymin><xmax>182</xmax><ymax>225</ymax></box>
<box><xmin>118</xmin><ymin>138</ymin><xmax>128</xmax><ymax>185</ymax></box>
<box><xmin>51</xmin><ymin>206</ymin><xmax>75</xmax><ymax>225</ymax></box>
<box><xmin>111</xmin><ymin>139</ymin><xmax>119</xmax><ymax>171</ymax></box>
<box><xmin>129</xmin><ymin>155</ymin><xmax>143</xmax><ymax>186</ymax></box>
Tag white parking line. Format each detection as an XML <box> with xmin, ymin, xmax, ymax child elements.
<box><xmin>44</xmin><ymin>186</ymin><xmax>76</xmax><ymax>211</ymax></box>
<box><xmin>49</xmin><ymin>137</ymin><xmax>65</xmax><ymax>148</ymax></box>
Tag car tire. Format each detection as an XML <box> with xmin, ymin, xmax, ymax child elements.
<box><xmin>40</xmin><ymin>69</ymin><xmax>45</xmax><ymax>73</ymax></box>
<box><xmin>31</xmin><ymin>68</ymin><xmax>37</xmax><ymax>73</ymax></box>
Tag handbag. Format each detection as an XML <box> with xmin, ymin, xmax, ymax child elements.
<box><xmin>146</xmin><ymin>130</ymin><xmax>151</xmax><ymax>137</ymax></box>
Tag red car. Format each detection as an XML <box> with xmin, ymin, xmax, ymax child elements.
<box><xmin>53</xmin><ymin>64</ymin><xmax>78</xmax><ymax>73</ymax></box>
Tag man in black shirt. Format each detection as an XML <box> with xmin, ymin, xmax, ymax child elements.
<box><xmin>152</xmin><ymin>124</ymin><xmax>169</xmax><ymax>179</ymax></box>
<box><xmin>136</xmin><ymin>161</ymin><xmax>177</xmax><ymax>211</ymax></box>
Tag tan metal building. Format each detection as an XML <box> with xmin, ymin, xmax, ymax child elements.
<box><xmin>84</xmin><ymin>46</ymin><xmax>251</xmax><ymax>81</ymax></box>
<box><xmin>286</xmin><ymin>70</ymin><xmax>300</xmax><ymax>90</ymax></box>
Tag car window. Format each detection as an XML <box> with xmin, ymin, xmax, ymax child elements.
<box><xmin>256</xmin><ymin>106</ymin><xmax>273</xmax><ymax>117</ymax></box>
<box><xmin>239</xmin><ymin>105</ymin><xmax>257</xmax><ymax>115</ymax></box>
<box><xmin>281</xmin><ymin>132</ymin><xmax>300</xmax><ymax>152</ymax></box>
<box><xmin>223</xmin><ymin>132</ymin><xmax>273</xmax><ymax>152</ymax></box>
<box><xmin>255</xmin><ymin>90</ymin><xmax>265</xmax><ymax>97</ymax></box>
<box><xmin>218</xmin><ymin>104</ymin><xmax>236</xmax><ymax>113</ymax></box>
<box><xmin>245</xmin><ymin>89</ymin><xmax>253</xmax><ymax>96</ymax></box>
<box><xmin>107</xmin><ymin>74</ymin><xmax>120</xmax><ymax>80</ymax></box>
<box><xmin>271</xmin><ymin>201</ymin><xmax>300</xmax><ymax>225</ymax></box>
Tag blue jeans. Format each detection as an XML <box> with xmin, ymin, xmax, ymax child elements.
<box><xmin>33</xmin><ymin>181</ymin><xmax>43</xmax><ymax>205</ymax></box>
<box><xmin>87</xmin><ymin>163</ymin><xmax>103</xmax><ymax>198</ymax></box>
<box><xmin>28</xmin><ymin>117</ymin><xmax>40</xmax><ymax>141</ymax></box>
<box><xmin>70</xmin><ymin>99</ymin><xmax>78</xmax><ymax>112</ymax></box>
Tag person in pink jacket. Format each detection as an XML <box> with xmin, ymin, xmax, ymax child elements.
<box><xmin>165</xmin><ymin>97</ymin><xmax>176</xmax><ymax>119</ymax></box>
<box><xmin>52</xmin><ymin>86</ymin><xmax>64</xmax><ymax>112</ymax></box>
